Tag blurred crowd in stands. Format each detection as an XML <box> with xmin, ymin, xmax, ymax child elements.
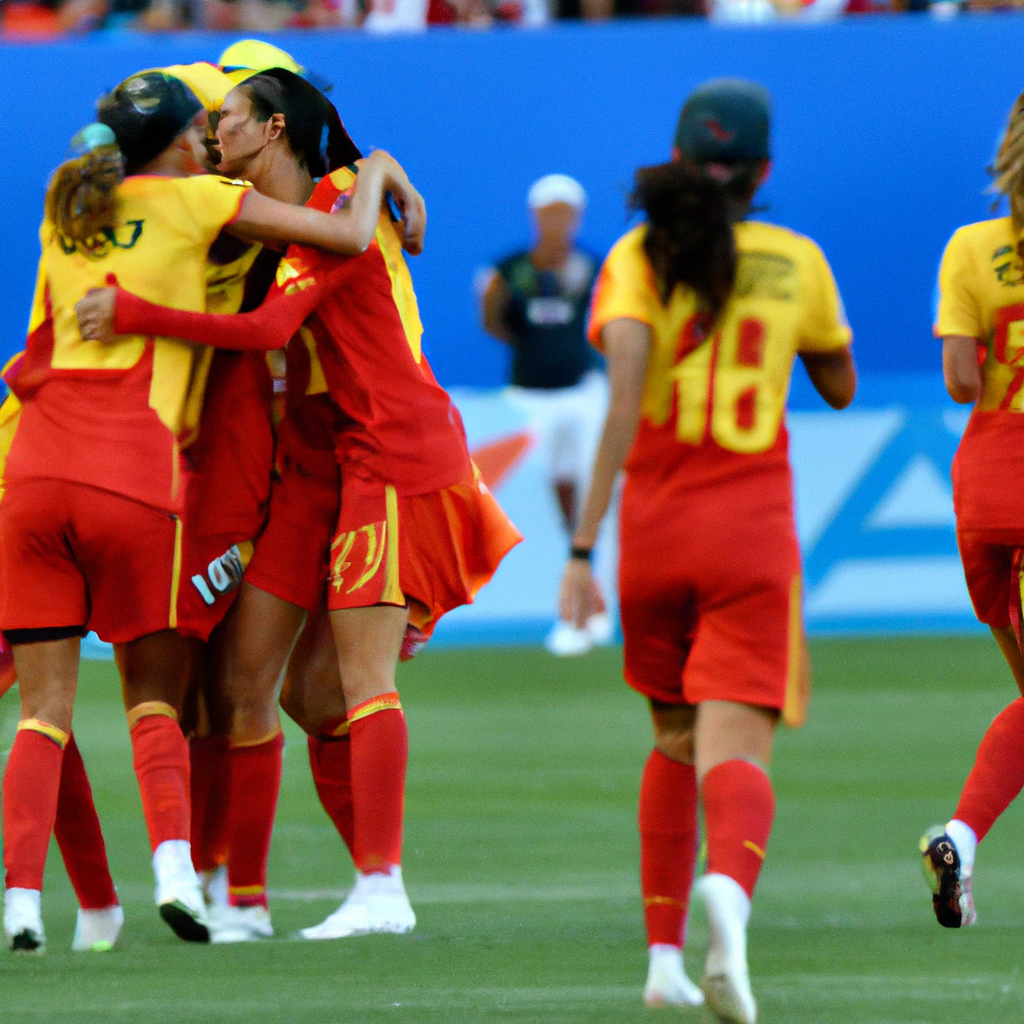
<box><xmin>0</xmin><ymin>0</ymin><xmax>1019</xmax><ymax>41</ymax></box>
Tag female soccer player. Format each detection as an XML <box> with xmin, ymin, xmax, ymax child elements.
<box><xmin>0</xmin><ymin>71</ymin><xmax>422</xmax><ymax>951</ymax></box>
<box><xmin>920</xmin><ymin>90</ymin><xmax>1024</xmax><ymax>931</ymax></box>
<box><xmin>78</xmin><ymin>67</ymin><xmax>521</xmax><ymax>945</ymax></box>
<box><xmin>558</xmin><ymin>80</ymin><xmax>855</xmax><ymax>1022</ymax></box>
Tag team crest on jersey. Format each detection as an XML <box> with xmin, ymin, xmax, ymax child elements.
<box><xmin>57</xmin><ymin>220</ymin><xmax>144</xmax><ymax>259</ymax></box>
<box><xmin>992</xmin><ymin>244</ymin><xmax>1024</xmax><ymax>287</ymax></box>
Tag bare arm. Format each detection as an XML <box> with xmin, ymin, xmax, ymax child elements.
<box><xmin>481</xmin><ymin>274</ymin><xmax>514</xmax><ymax>345</ymax></box>
<box><xmin>227</xmin><ymin>150</ymin><xmax>426</xmax><ymax>256</ymax></box>
<box><xmin>559</xmin><ymin>317</ymin><xmax>651</xmax><ymax>627</ymax></box>
<box><xmin>942</xmin><ymin>335</ymin><xmax>982</xmax><ymax>404</ymax></box>
<box><xmin>799</xmin><ymin>347</ymin><xmax>856</xmax><ymax>409</ymax></box>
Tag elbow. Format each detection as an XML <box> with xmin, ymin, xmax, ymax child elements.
<box><xmin>946</xmin><ymin>378</ymin><xmax>980</xmax><ymax>405</ymax></box>
<box><xmin>827</xmin><ymin>375</ymin><xmax>856</xmax><ymax>411</ymax></box>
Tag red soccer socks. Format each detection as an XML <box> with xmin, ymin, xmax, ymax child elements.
<box><xmin>128</xmin><ymin>705</ymin><xmax>191</xmax><ymax>851</ymax></box>
<box><xmin>953</xmin><ymin>697</ymin><xmax>1024</xmax><ymax>843</ymax></box>
<box><xmin>702</xmin><ymin>758</ymin><xmax>776</xmax><ymax>900</ymax></box>
<box><xmin>639</xmin><ymin>749</ymin><xmax>699</xmax><ymax>948</ymax></box>
<box><xmin>226</xmin><ymin>730</ymin><xmax>284</xmax><ymax>908</ymax></box>
<box><xmin>54</xmin><ymin>734</ymin><xmax>117</xmax><ymax>910</ymax></box>
<box><xmin>189</xmin><ymin>735</ymin><xmax>231</xmax><ymax>875</ymax></box>
<box><xmin>348</xmin><ymin>695</ymin><xmax>408</xmax><ymax>875</ymax></box>
<box><xmin>3</xmin><ymin>722</ymin><xmax>67</xmax><ymax>891</ymax></box>
<box><xmin>308</xmin><ymin>732</ymin><xmax>355</xmax><ymax>858</ymax></box>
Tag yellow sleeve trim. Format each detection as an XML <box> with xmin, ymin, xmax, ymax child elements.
<box><xmin>18</xmin><ymin>719</ymin><xmax>69</xmax><ymax>749</ymax></box>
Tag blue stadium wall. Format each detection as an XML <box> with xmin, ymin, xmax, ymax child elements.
<box><xmin>3</xmin><ymin>17</ymin><xmax>1021</xmax><ymax>643</ymax></box>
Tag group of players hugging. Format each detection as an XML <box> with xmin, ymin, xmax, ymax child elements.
<box><xmin>0</xmin><ymin>31</ymin><xmax>1022</xmax><ymax>1024</ymax></box>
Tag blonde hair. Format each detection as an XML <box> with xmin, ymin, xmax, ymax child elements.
<box><xmin>991</xmin><ymin>90</ymin><xmax>1024</xmax><ymax>233</ymax></box>
<box><xmin>44</xmin><ymin>145</ymin><xmax>124</xmax><ymax>246</ymax></box>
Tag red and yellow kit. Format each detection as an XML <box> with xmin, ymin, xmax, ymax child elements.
<box><xmin>935</xmin><ymin>216</ymin><xmax>1024</xmax><ymax>629</ymax></box>
<box><xmin>112</xmin><ymin>168</ymin><xmax>521</xmax><ymax>633</ymax></box>
<box><xmin>589</xmin><ymin>220</ymin><xmax>851</xmax><ymax>717</ymax></box>
<box><xmin>0</xmin><ymin>174</ymin><xmax>251</xmax><ymax>643</ymax></box>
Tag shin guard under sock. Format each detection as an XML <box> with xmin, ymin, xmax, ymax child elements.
<box><xmin>129</xmin><ymin>707</ymin><xmax>190</xmax><ymax>851</ymax></box>
<box><xmin>953</xmin><ymin>697</ymin><xmax>1024</xmax><ymax>842</ymax></box>
<box><xmin>348</xmin><ymin>695</ymin><xmax>407</xmax><ymax>875</ymax></box>
<box><xmin>702</xmin><ymin>758</ymin><xmax>775</xmax><ymax>900</ymax></box>
<box><xmin>54</xmin><ymin>734</ymin><xmax>117</xmax><ymax>909</ymax></box>
<box><xmin>226</xmin><ymin>731</ymin><xmax>284</xmax><ymax>908</ymax></box>
<box><xmin>189</xmin><ymin>735</ymin><xmax>231</xmax><ymax>874</ymax></box>
<box><xmin>639</xmin><ymin>749</ymin><xmax>699</xmax><ymax>948</ymax></box>
<box><xmin>3</xmin><ymin>723</ymin><xmax>67</xmax><ymax>891</ymax></box>
<box><xmin>308</xmin><ymin>733</ymin><xmax>355</xmax><ymax>858</ymax></box>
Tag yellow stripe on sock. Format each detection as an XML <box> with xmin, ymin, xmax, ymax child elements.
<box><xmin>643</xmin><ymin>895</ymin><xmax>687</xmax><ymax>908</ymax></box>
<box><xmin>347</xmin><ymin>691</ymin><xmax>402</xmax><ymax>724</ymax></box>
<box><xmin>126</xmin><ymin>701</ymin><xmax>179</xmax><ymax>731</ymax></box>
<box><xmin>228</xmin><ymin>884</ymin><xmax>265</xmax><ymax>896</ymax></box>
<box><xmin>329</xmin><ymin>720</ymin><xmax>350</xmax><ymax>738</ymax></box>
<box><xmin>17</xmin><ymin>719</ymin><xmax>69</xmax><ymax>749</ymax></box>
<box><xmin>230</xmin><ymin>726</ymin><xmax>282</xmax><ymax>749</ymax></box>
<box><xmin>743</xmin><ymin>840</ymin><xmax>766</xmax><ymax>860</ymax></box>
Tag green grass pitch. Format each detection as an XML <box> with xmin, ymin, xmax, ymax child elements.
<box><xmin>1</xmin><ymin>636</ymin><xmax>1024</xmax><ymax>1023</ymax></box>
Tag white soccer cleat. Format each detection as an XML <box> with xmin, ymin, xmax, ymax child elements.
<box><xmin>299</xmin><ymin>868</ymin><xmax>416</xmax><ymax>940</ymax></box>
<box><xmin>4</xmin><ymin>888</ymin><xmax>45</xmax><ymax>953</ymax></box>
<box><xmin>153</xmin><ymin>840</ymin><xmax>210</xmax><ymax>943</ymax></box>
<box><xmin>201</xmin><ymin>864</ymin><xmax>229</xmax><ymax>910</ymax></box>
<box><xmin>698</xmin><ymin>873</ymin><xmax>757</xmax><ymax>1024</ymax></box>
<box><xmin>643</xmin><ymin>943</ymin><xmax>705</xmax><ymax>1008</ymax></box>
<box><xmin>585</xmin><ymin>611</ymin><xmax>615</xmax><ymax>646</ymax></box>
<box><xmin>544</xmin><ymin>620</ymin><xmax>593</xmax><ymax>657</ymax></box>
<box><xmin>71</xmin><ymin>904</ymin><xmax>124</xmax><ymax>952</ymax></box>
<box><xmin>209</xmin><ymin>904</ymin><xmax>274</xmax><ymax>944</ymax></box>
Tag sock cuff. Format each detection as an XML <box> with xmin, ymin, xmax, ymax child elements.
<box><xmin>318</xmin><ymin>716</ymin><xmax>350</xmax><ymax>739</ymax></box>
<box><xmin>230</xmin><ymin>726</ymin><xmax>284</xmax><ymax>750</ymax></box>
<box><xmin>347</xmin><ymin>691</ymin><xmax>402</xmax><ymax>724</ymax></box>
<box><xmin>17</xmin><ymin>718</ymin><xmax>69</xmax><ymax>749</ymax></box>
<box><xmin>127</xmin><ymin>701</ymin><xmax>179</xmax><ymax>731</ymax></box>
<box><xmin>703</xmin><ymin>757</ymin><xmax>771</xmax><ymax>786</ymax></box>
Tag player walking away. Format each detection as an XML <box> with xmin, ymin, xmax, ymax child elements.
<box><xmin>921</xmin><ymin>90</ymin><xmax>1024</xmax><ymax>930</ymax></box>
<box><xmin>479</xmin><ymin>175</ymin><xmax>610</xmax><ymax>656</ymax></box>
<box><xmin>559</xmin><ymin>80</ymin><xmax>855</xmax><ymax>1022</ymax></box>
<box><xmin>0</xmin><ymin>74</ymin><xmax>421</xmax><ymax>952</ymax></box>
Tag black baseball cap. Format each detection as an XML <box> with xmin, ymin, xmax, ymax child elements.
<box><xmin>674</xmin><ymin>79</ymin><xmax>772</xmax><ymax>163</ymax></box>
<box><xmin>98</xmin><ymin>71</ymin><xmax>202</xmax><ymax>176</ymax></box>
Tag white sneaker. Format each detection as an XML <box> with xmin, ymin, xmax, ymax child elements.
<box><xmin>299</xmin><ymin>868</ymin><xmax>416</xmax><ymax>940</ymax></box>
<box><xmin>643</xmin><ymin>943</ymin><xmax>704</xmax><ymax>1007</ymax></box>
<box><xmin>201</xmin><ymin>865</ymin><xmax>229</xmax><ymax>909</ymax></box>
<box><xmin>697</xmin><ymin>873</ymin><xmax>757</xmax><ymax>1024</ymax></box>
<box><xmin>4</xmin><ymin>888</ymin><xmax>44</xmax><ymax>953</ymax></box>
<box><xmin>153</xmin><ymin>840</ymin><xmax>210</xmax><ymax>943</ymax></box>
<box><xmin>586</xmin><ymin>611</ymin><xmax>615</xmax><ymax>646</ymax></box>
<box><xmin>72</xmin><ymin>904</ymin><xmax>124</xmax><ymax>952</ymax></box>
<box><xmin>210</xmin><ymin>904</ymin><xmax>274</xmax><ymax>944</ymax></box>
<box><xmin>544</xmin><ymin>620</ymin><xmax>593</xmax><ymax>657</ymax></box>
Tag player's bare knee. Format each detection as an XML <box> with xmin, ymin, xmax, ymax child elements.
<box><xmin>650</xmin><ymin>702</ymin><xmax>696</xmax><ymax>764</ymax></box>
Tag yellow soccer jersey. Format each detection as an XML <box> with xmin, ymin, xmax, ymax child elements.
<box><xmin>588</xmin><ymin>220</ymin><xmax>851</xmax><ymax>455</ymax></box>
<box><xmin>36</xmin><ymin>173</ymin><xmax>250</xmax><ymax>438</ymax></box>
<box><xmin>935</xmin><ymin>217</ymin><xmax>1024</xmax><ymax>412</ymax></box>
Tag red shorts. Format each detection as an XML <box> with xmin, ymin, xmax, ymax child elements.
<box><xmin>0</xmin><ymin>478</ymin><xmax>180</xmax><ymax>645</ymax></box>
<box><xmin>327</xmin><ymin>476</ymin><xmax>521</xmax><ymax>637</ymax></box>
<box><xmin>956</xmin><ymin>528</ymin><xmax>1024</xmax><ymax>630</ymax></box>
<box><xmin>245</xmin><ymin>412</ymin><xmax>340</xmax><ymax>613</ymax></box>
<box><xmin>618</xmin><ymin>473</ymin><xmax>802</xmax><ymax>715</ymax></box>
<box><xmin>176</xmin><ymin>533</ymin><xmax>254</xmax><ymax>641</ymax></box>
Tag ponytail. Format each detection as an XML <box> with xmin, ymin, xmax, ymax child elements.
<box><xmin>629</xmin><ymin>161</ymin><xmax>737</xmax><ymax>322</ymax></box>
<box><xmin>991</xmin><ymin>89</ymin><xmax>1024</xmax><ymax>233</ymax></box>
<box><xmin>45</xmin><ymin>123</ymin><xmax>124</xmax><ymax>246</ymax></box>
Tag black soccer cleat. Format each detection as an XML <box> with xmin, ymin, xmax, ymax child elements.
<box><xmin>920</xmin><ymin>826</ymin><xmax>976</xmax><ymax>928</ymax></box>
<box><xmin>159</xmin><ymin>901</ymin><xmax>210</xmax><ymax>943</ymax></box>
<box><xmin>10</xmin><ymin>928</ymin><xmax>44</xmax><ymax>953</ymax></box>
